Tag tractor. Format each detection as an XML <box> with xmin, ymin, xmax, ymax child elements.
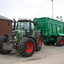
<box><xmin>0</xmin><ymin>19</ymin><xmax>42</xmax><ymax>57</ymax></box>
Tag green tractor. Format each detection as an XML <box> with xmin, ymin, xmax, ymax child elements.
<box><xmin>0</xmin><ymin>19</ymin><xmax>42</xmax><ymax>57</ymax></box>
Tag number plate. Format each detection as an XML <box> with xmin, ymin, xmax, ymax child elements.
<box><xmin>3</xmin><ymin>43</ymin><xmax>13</xmax><ymax>50</ymax></box>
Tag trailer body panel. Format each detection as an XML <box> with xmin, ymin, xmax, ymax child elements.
<box><xmin>34</xmin><ymin>17</ymin><xmax>64</xmax><ymax>42</ymax></box>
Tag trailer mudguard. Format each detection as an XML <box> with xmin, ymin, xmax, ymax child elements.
<box><xmin>58</xmin><ymin>33</ymin><xmax>64</xmax><ymax>36</ymax></box>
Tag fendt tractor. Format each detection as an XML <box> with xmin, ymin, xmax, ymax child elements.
<box><xmin>0</xmin><ymin>19</ymin><xmax>42</xmax><ymax>57</ymax></box>
<box><xmin>34</xmin><ymin>17</ymin><xmax>64</xmax><ymax>46</ymax></box>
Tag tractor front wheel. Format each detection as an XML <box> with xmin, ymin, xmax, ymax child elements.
<box><xmin>17</xmin><ymin>37</ymin><xmax>35</xmax><ymax>57</ymax></box>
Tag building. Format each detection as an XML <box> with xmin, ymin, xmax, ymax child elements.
<box><xmin>0</xmin><ymin>15</ymin><xmax>13</xmax><ymax>37</ymax></box>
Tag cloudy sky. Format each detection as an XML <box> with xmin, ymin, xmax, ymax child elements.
<box><xmin>0</xmin><ymin>0</ymin><xmax>64</xmax><ymax>20</ymax></box>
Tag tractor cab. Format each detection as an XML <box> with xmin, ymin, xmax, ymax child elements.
<box><xmin>17</xmin><ymin>19</ymin><xmax>34</xmax><ymax>29</ymax></box>
<box><xmin>11</xmin><ymin>19</ymin><xmax>36</xmax><ymax>41</ymax></box>
<box><xmin>17</xmin><ymin>19</ymin><xmax>35</xmax><ymax>36</ymax></box>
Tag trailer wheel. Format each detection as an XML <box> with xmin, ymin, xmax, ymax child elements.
<box><xmin>17</xmin><ymin>37</ymin><xmax>35</xmax><ymax>57</ymax></box>
<box><xmin>36</xmin><ymin>36</ymin><xmax>42</xmax><ymax>51</ymax></box>
<box><xmin>0</xmin><ymin>36</ymin><xmax>12</xmax><ymax>54</ymax></box>
<box><xmin>56</xmin><ymin>37</ymin><xmax>64</xmax><ymax>46</ymax></box>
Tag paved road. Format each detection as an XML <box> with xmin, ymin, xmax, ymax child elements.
<box><xmin>22</xmin><ymin>52</ymin><xmax>64</xmax><ymax>64</ymax></box>
<box><xmin>0</xmin><ymin>45</ymin><xmax>64</xmax><ymax>64</ymax></box>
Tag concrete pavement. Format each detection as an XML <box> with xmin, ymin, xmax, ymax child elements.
<box><xmin>0</xmin><ymin>45</ymin><xmax>64</xmax><ymax>64</ymax></box>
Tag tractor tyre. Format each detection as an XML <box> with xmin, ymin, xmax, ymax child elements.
<box><xmin>17</xmin><ymin>37</ymin><xmax>35</xmax><ymax>57</ymax></box>
<box><xmin>0</xmin><ymin>36</ymin><xmax>12</xmax><ymax>54</ymax></box>
<box><xmin>56</xmin><ymin>37</ymin><xmax>64</xmax><ymax>46</ymax></box>
<box><xmin>36</xmin><ymin>36</ymin><xmax>42</xmax><ymax>51</ymax></box>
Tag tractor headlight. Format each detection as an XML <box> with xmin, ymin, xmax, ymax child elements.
<box><xmin>10</xmin><ymin>32</ymin><xmax>16</xmax><ymax>36</ymax></box>
<box><xmin>10</xmin><ymin>31</ymin><xmax>18</xmax><ymax>36</ymax></box>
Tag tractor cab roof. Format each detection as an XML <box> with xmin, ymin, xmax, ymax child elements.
<box><xmin>18</xmin><ymin>19</ymin><xmax>34</xmax><ymax>22</ymax></box>
<box><xmin>17</xmin><ymin>18</ymin><xmax>36</xmax><ymax>25</ymax></box>
<box><xmin>18</xmin><ymin>19</ymin><xmax>29</xmax><ymax>22</ymax></box>
<box><xmin>18</xmin><ymin>18</ymin><xmax>29</xmax><ymax>22</ymax></box>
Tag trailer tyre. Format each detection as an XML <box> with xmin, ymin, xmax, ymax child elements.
<box><xmin>17</xmin><ymin>37</ymin><xmax>35</xmax><ymax>57</ymax></box>
<box><xmin>0</xmin><ymin>36</ymin><xmax>12</xmax><ymax>54</ymax></box>
<box><xmin>56</xmin><ymin>37</ymin><xmax>64</xmax><ymax>46</ymax></box>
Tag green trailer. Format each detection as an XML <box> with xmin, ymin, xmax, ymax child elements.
<box><xmin>34</xmin><ymin>17</ymin><xmax>64</xmax><ymax>46</ymax></box>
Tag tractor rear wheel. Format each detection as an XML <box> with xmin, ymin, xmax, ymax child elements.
<box><xmin>56</xmin><ymin>37</ymin><xmax>64</xmax><ymax>46</ymax></box>
<box><xmin>0</xmin><ymin>36</ymin><xmax>12</xmax><ymax>54</ymax></box>
<box><xmin>17</xmin><ymin>37</ymin><xmax>35</xmax><ymax>57</ymax></box>
<box><xmin>36</xmin><ymin>36</ymin><xmax>42</xmax><ymax>51</ymax></box>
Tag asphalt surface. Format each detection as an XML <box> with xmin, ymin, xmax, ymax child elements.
<box><xmin>0</xmin><ymin>45</ymin><xmax>64</xmax><ymax>64</ymax></box>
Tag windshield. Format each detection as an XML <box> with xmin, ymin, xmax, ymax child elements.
<box><xmin>17</xmin><ymin>22</ymin><xmax>34</xmax><ymax>30</ymax></box>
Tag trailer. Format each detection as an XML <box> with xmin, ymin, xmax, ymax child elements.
<box><xmin>34</xmin><ymin>17</ymin><xmax>64</xmax><ymax>46</ymax></box>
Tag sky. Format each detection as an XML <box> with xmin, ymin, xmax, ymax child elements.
<box><xmin>0</xmin><ymin>0</ymin><xmax>64</xmax><ymax>21</ymax></box>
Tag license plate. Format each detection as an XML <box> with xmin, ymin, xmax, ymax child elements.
<box><xmin>3</xmin><ymin>43</ymin><xmax>13</xmax><ymax>50</ymax></box>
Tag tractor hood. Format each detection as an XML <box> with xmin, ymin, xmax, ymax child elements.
<box><xmin>14</xmin><ymin>30</ymin><xmax>25</xmax><ymax>34</ymax></box>
<box><xmin>10</xmin><ymin>29</ymin><xmax>25</xmax><ymax>39</ymax></box>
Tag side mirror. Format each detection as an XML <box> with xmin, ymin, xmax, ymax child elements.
<box><xmin>13</xmin><ymin>19</ymin><xmax>16</xmax><ymax>30</ymax></box>
<box><xmin>33</xmin><ymin>21</ymin><xmax>36</xmax><ymax>25</ymax></box>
